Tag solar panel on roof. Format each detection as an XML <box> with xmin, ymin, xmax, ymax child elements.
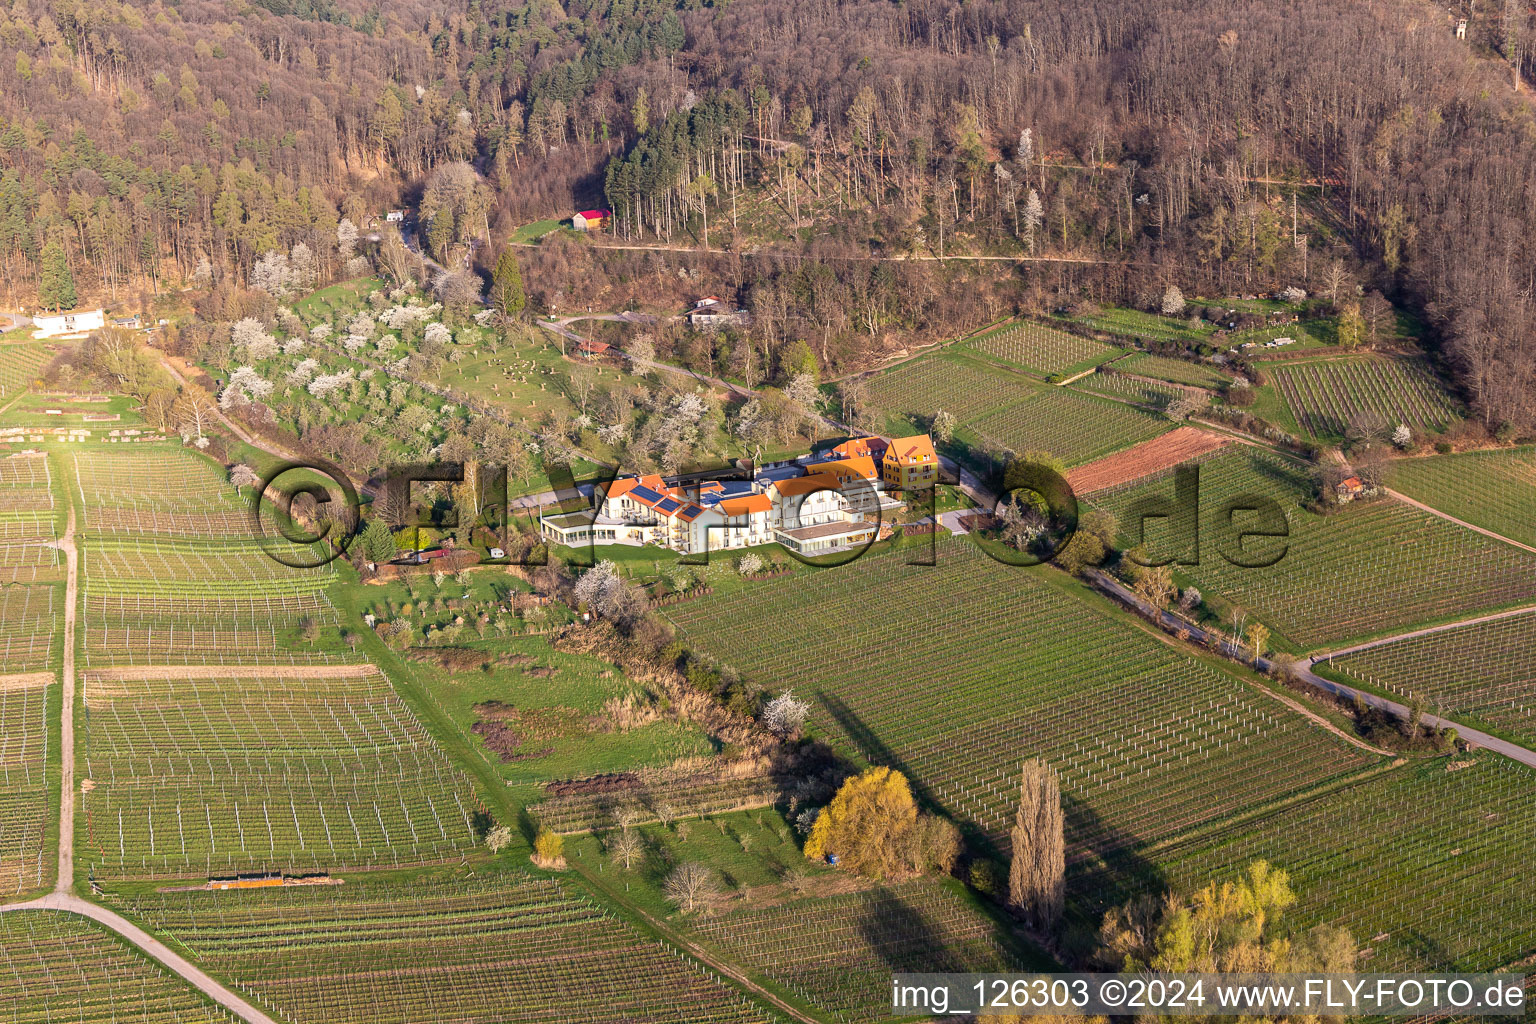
<box><xmin>630</xmin><ymin>486</ymin><xmax>664</xmax><ymax>503</ymax></box>
<box><xmin>655</xmin><ymin>497</ymin><xmax>681</xmax><ymax>513</ymax></box>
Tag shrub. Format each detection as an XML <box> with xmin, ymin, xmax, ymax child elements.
<box><xmin>532</xmin><ymin>827</ymin><xmax>566</xmax><ymax>868</ymax></box>
<box><xmin>968</xmin><ymin>858</ymin><xmax>1007</xmax><ymax>899</ymax></box>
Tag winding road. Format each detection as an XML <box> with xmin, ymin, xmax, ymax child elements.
<box><xmin>1090</xmin><ymin>570</ymin><xmax>1536</xmax><ymax>771</ymax></box>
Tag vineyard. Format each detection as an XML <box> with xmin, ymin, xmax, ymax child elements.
<box><xmin>861</xmin><ymin>353</ymin><xmax>1025</xmax><ymax>432</ymax></box>
<box><xmin>1385</xmin><ymin>447</ymin><xmax>1536</xmax><ymax>548</ymax></box>
<box><xmin>666</xmin><ymin>540</ymin><xmax>1378</xmax><ymax>858</ymax></box>
<box><xmin>80</xmin><ymin>666</ymin><xmax>483</xmax><ymax>879</ymax></box>
<box><xmin>0</xmin><ymin>673</ymin><xmax>50</xmax><ymax>895</ymax></box>
<box><xmin>1267</xmin><ymin>357</ymin><xmax>1460</xmax><ymax>438</ymax></box>
<box><xmin>0</xmin><ymin>454</ymin><xmax>60</xmax><ymax>585</ymax></box>
<box><xmin>112</xmin><ymin>876</ymin><xmax>780</xmax><ymax>1023</ymax></box>
<box><xmin>78</xmin><ymin>535</ymin><xmax>347</xmax><ymax>665</ymax></box>
<box><xmin>74</xmin><ymin>448</ymin><xmax>255</xmax><ymax>537</ymax></box>
<box><xmin>965</xmin><ymin>320</ymin><xmax>1117</xmax><ymax>377</ymax></box>
<box><xmin>1072</xmin><ymin>370</ymin><xmax>1186</xmax><ymax>408</ymax></box>
<box><xmin>1089</xmin><ymin>451</ymin><xmax>1536</xmax><ymax>648</ymax></box>
<box><xmin>0</xmin><ymin>343</ymin><xmax>54</xmax><ymax>402</ymax></box>
<box><xmin>0</xmin><ymin>586</ymin><xmax>54</xmax><ymax>672</ymax></box>
<box><xmin>971</xmin><ymin>388</ymin><xmax>1170</xmax><ymax>466</ymax></box>
<box><xmin>0</xmin><ymin>911</ymin><xmax>234</xmax><ymax>1023</ymax></box>
<box><xmin>1325</xmin><ymin>612</ymin><xmax>1536</xmax><ymax>747</ymax></box>
<box><xmin>1091</xmin><ymin>757</ymin><xmax>1536</xmax><ymax>973</ymax></box>
<box><xmin>697</xmin><ymin>880</ymin><xmax>1020</xmax><ymax>1021</ymax></box>
<box><xmin>1114</xmin><ymin>353</ymin><xmax>1232</xmax><ymax>388</ymax></box>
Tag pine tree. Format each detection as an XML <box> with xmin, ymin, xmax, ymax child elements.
<box><xmin>1008</xmin><ymin>759</ymin><xmax>1065</xmax><ymax>930</ymax></box>
<box><xmin>491</xmin><ymin>249</ymin><xmax>527</xmax><ymax>321</ymax></box>
<box><xmin>37</xmin><ymin>240</ymin><xmax>76</xmax><ymax>311</ymax></box>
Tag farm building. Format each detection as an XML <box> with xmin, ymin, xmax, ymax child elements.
<box><xmin>32</xmin><ymin>308</ymin><xmax>104</xmax><ymax>338</ymax></box>
<box><xmin>688</xmin><ymin>296</ymin><xmax>749</xmax><ymax>330</ymax></box>
<box><xmin>571</xmin><ymin>209</ymin><xmax>612</xmax><ymax>231</ymax></box>
<box><xmin>1334</xmin><ymin>476</ymin><xmax>1376</xmax><ymax>503</ymax></box>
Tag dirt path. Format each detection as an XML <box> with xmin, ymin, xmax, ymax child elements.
<box><xmin>1385</xmin><ymin>487</ymin><xmax>1536</xmax><ymax>556</ymax></box>
<box><xmin>156</xmin><ymin>355</ymin><xmax>308</xmax><ymax>465</ymax></box>
<box><xmin>55</xmin><ymin>507</ymin><xmax>75</xmax><ymax>895</ymax></box>
<box><xmin>1244</xmin><ymin>678</ymin><xmax>1395</xmax><ymax>757</ymax></box>
<box><xmin>0</xmin><ymin>893</ymin><xmax>278</xmax><ymax>1024</ymax></box>
<box><xmin>1306</xmin><ymin>605</ymin><xmax>1536</xmax><ymax>663</ymax></box>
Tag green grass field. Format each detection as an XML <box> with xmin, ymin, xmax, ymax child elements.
<box><xmin>113</xmin><ymin>875</ymin><xmax>780</xmax><ymax>1023</ymax></box>
<box><xmin>1323</xmin><ymin>612</ymin><xmax>1536</xmax><ymax>747</ymax></box>
<box><xmin>1385</xmin><ymin>446</ymin><xmax>1536</xmax><ymax>548</ymax></box>
<box><xmin>665</xmin><ymin>540</ymin><xmax>1379</xmax><ymax>859</ymax></box>
<box><xmin>0</xmin><ymin>911</ymin><xmax>229</xmax><ymax>1023</ymax></box>
<box><xmin>1089</xmin><ymin>450</ymin><xmax>1536</xmax><ymax>649</ymax></box>
<box><xmin>1266</xmin><ymin>356</ymin><xmax>1460</xmax><ymax>438</ymax></box>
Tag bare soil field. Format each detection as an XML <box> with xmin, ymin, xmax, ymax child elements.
<box><xmin>1065</xmin><ymin>426</ymin><xmax>1229</xmax><ymax>494</ymax></box>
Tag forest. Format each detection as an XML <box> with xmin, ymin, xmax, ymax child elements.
<box><xmin>3</xmin><ymin>0</ymin><xmax>1535</xmax><ymax>430</ymax></box>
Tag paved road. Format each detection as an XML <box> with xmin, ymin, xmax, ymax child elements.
<box><xmin>1089</xmin><ymin>570</ymin><xmax>1536</xmax><ymax>771</ymax></box>
<box><xmin>0</xmin><ymin>893</ymin><xmax>279</xmax><ymax>1024</ymax></box>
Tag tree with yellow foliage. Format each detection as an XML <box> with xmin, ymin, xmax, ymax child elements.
<box><xmin>803</xmin><ymin>767</ymin><xmax>961</xmax><ymax>880</ymax></box>
<box><xmin>1098</xmin><ymin>860</ymin><xmax>1355</xmax><ymax>1022</ymax></box>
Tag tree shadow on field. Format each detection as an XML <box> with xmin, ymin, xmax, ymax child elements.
<box><xmin>1051</xmin><ymin>794</ymin><xmax>1170</xmax><ymax>965</ymax></box>
<box><xmin>819</xmin><ymin>690</ymin><xmax>920</xmax><ymax>793</ymax></box>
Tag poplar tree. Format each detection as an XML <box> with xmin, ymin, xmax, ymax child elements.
<box><xmin>1009</xmin><ymin>758</ymin><xmax>1065</xmax><ymax>930</ymax></box>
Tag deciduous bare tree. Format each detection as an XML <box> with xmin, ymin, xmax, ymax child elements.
<box><xmin>1009</xmin><ymin>759</ymin><xmax>1065</xmax><ymax>930</ymax></box>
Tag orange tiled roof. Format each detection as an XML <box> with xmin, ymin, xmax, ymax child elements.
<box><xmin>718</xmin><ymin>493</ymin><xmax>772</xmax><ymax>516</ymax></box>
<box><xmin>605</xmin><ymin>474</ymin><xmax>666</xmax><ymax>499</ymax></box>
<box><xmin>810</xmin><ymin>455</ymin><xmax>879</xmax><ymax>484</ymax></box>
<box><xmin>832</xmin><ymin>437</ymin><xmax>885</xmax><ymax>460</ymax></box>
<box><xmin>771</xmin><ymin>475</ymin><xmax>844</xmax><ymax>498</ymax></box>
<box><xmin>884</xmin><ymin>434</ymin><xmax>936</xmax><ymax>465</ymax></box>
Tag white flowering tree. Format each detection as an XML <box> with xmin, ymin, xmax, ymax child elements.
<box><xmin>762</xmin><ymin>690</ymin><xmax>811</xmax><ymax>736</ymax></box>
<box><xmin>308</xmin><ymin>369</ymin><xmax>356</xmax><ymax>399</ymax></box>
<box><xmin>220</xmin><ymin>366</ymin><xmax>274</xmax><ymax>409</ymax></box>
<box><xmin>232</xmin><ymin>318</ymin><xmax>278</xmax><ymax>360</ymax></box>
<box><xmin>286</xmin><ymin>358</ymin><xmax>319</xmax><ymax>386</ymax></box>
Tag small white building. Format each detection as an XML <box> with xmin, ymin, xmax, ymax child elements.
<box><xmin>32</xmin><ymin>309</ymin><xmax>104</xmax><ymax>338</ymax></box>
<box><xmin>689</xmin><ymin>296</ymin><xmax>749</xmax><ymax>330</ymax></box>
